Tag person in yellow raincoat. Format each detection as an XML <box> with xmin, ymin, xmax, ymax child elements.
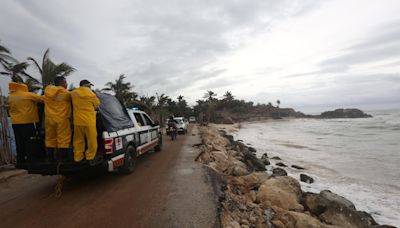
<box><xmin>71</xmin><ymin>80</ymin><xmax>100</xmax><ymax>162</ymax></box>
<box><xmin>8</xmin><ymin>81</ymin><xmax>43</xmax><ymax>167</ymax></box>
<box><xmin>43</xmin><ymin>76</ymin><xmax>71</xmax><ymax>161</ymax></box>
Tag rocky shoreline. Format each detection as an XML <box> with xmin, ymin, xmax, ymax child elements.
<box><xmin>196</xmin><ymin>125</ymin><xmax>395</xmax><ymax>228</ymax></box>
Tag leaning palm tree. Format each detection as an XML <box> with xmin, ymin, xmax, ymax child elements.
<box><xmin>0</xmin><ymin>61</ymin><xmax>41</xmax><ymax>92</ymax></box>
<box><xmin>28</xmin><ymin>49</ymin><xmax>75</xmax><ymax>88</ymax></box>
<box><xmin>0</xmin><ymin>41</ymin><xmax>16</xmax><ymax>65</ymax></box>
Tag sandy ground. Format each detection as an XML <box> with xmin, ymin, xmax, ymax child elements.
<box><xmin>0</xmin><ymin>125</ymin><xmax>219</xmax><ymax>228</ymax></box>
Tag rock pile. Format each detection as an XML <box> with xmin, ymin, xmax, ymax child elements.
<box><xmin>196</xmin><ymin>126</ymin><xmax>394</xmax><ymax>228</ymax></box>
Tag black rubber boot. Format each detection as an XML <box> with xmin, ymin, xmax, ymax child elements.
<box><xmin>46</xmin><ymin>148</ymin><xmax>56</xmax><ymax>162</ymax></box>
<box><xmin>58</xmin><ymin>148</ymin><xmax>70</xmax><ymax>162</ymax></box>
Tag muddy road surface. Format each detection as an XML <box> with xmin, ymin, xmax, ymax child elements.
<box><xmin>0</xmin><ymin>125</ymin><xmax>218</xmax><ymax>228</ymax></box>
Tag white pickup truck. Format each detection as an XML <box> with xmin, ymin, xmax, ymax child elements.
<box><xmin>23</xmin><ymin>93</ymin><xmax>162</xmax><ymax>175</ymax></box>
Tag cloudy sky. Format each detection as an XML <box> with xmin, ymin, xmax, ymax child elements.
<box><xmin>1</xmin><ymin>0</ymin><xmax>400</xmax><ymax>112</ymax></box>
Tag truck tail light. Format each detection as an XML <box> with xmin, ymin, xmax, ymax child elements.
<box><xmin>103</xmin><ymin>138</ymin><xmax>114</xmax><ymax>154</ymax></box>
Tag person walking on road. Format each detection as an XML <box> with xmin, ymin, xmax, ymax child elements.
<box><xmin>8</xmin><ymin>81</ymin><xmax>43</xmax><ymax>167</ymax></box>
<box><xmin>71</xmin><ymin>80</ymin><xmax>100</xmax><ymax>162</ymax></box>
<box><xmin>43</xmin><ymin>76</ymin><xmax>71</xmax><ymax>161</ymax></box>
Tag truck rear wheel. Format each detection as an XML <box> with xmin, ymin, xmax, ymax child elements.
<box><xmin>120</xmin><ymin>145</ymin><xmax>137</xmax><ymax>174</ymax></box>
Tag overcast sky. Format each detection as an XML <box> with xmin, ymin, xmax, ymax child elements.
<box><xmin>1</xmin><ymin>0</ymin><xmax>400</xmax><ymax>112</ymax></box>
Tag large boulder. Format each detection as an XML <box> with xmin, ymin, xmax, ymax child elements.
<box><xmin>319</xmin><ymin>203</ymin><xmax>378</xmax><ymax>228</ymax></box>
<box><xmin>320</xmin><ymin>190</ymin><xmax>356</xmax><ymax>210</ymax></box>
<box><xmin>302</xmin><ymin>191</ymin><xmax>378</xmax><ymax>228</ymax></box>
<box><xmin>256</xmin><ymin>176</ymin><xmax>304</xmax><ymax>211</ymax></box>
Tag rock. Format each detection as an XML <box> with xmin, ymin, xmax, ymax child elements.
<box><xmin>302</xmin><ymin>190</ymin><xmax>377</xmax><ymax>228</ymax></box>
<box><xmin>230</xmin><ymin>220</ymin><xmax>241</xmax><ymax>228</ymax></box>
<box><xmin>260</xmin><ymin>153</ymin><xmax>270</xmax><ymax>165</ymax></box>
<box><xmin>231</xmin><ymin>172</ymin><xmax>269</xmax><ymax>194</ymax></box>
<box><xmin>248</xmin><ymin>147</ymin><xmax>257</xmax><ymax>153</ymax></box>
<box><xmin>300</xmin><ymin>174</ymin><xmax>314</xmax><ymax>183</ymax></box>
<box><xmin>243</xmin><ymin>151</ymin><xmax>266</xmax><ymax>171</ymax></box>
<box><xmin>320</xmin><ymin>190</ymin><xmax>356</xmax><ymax>210</ymax></box>
<box><xmin>303</xmin><ymin>192</ymin><xmax>327</xmax><ymax>216</ymax></box>
<box><xmin>260</xmin><ymin>157</ymin><xmax>270</xmax><ymax>166</ymax></box>
<box><xmin>224</xmin><ymin>134</ymin><xmax>235</xmax><ymax>144</ymax></box>
<box><xmin>256</xmin><ymin>176</ymin><xmax>304</xmax><ymax>211</ymax></box>
<box><xmin>276</xmin><ymin>162</ymin><xmax>287</xmax><ymax>167</ymax></box>
<box><xmin>231</xmin><ymin>163</ymin><xmax>250</xmax><ymax>176</ymax></box>
<box><xmin>291</xmin><ymin>164</ymin><xmax>305</xmax><ymax>170</ymax></box>
<box><xmin>320</xmin><ymin>108</ymin><xmax>372</xmax><ymax>118</ymax></box>
<box><xmin>261</xmin><ymin>153</ymin><xmax>268</xmax><ymax>159</ymax></box>
<box><xmin>320</xmin><ymin>204</ymin><xmax>378</xmax><ymax>228</ymax></box>
<box><xmin>270</xmin><ymin>156</ymin><xmax>281</xmax><ymax>160</ymax></box>
<box><xmin>272</xmin><ymin>168</ymin><xmax>287</xmax><ymax>176</ymax></box>
<box><xmin>272</xmin><ymin>207</ymin><xmax>335</xmax><ymax>228</ymax></box>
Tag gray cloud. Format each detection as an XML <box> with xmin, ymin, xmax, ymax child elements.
<box><xmin>1</xmin><ymin>0</ymin><xmax>398</xmax><ymax>112</ymax></box>
<box><xmin>320</xmin><ymin>21</ymin><xmax>400</xmax><ymax>69</ymax></box>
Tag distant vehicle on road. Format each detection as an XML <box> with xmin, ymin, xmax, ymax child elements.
<box><xmin>173</xmin><ymin>117</ymin><xmax>188</xmax><ymax>134</ymax></box>
<box><xmin>22</xmin><ymin>93</ymin><xmax>162</xmax><ymax>175</ymax></box>
<box><xmin>189</xmin><ymin>116</ymin><xmax>196</xmax><ymax>123</ymax></box>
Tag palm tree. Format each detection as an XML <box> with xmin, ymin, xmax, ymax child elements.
<box><xmin>0</xmin><ymin>61</ymin><xmax>41</xmax><ymax>92</ymax></box>
<box><xmin>203</xmin><ymin>90</ymin><xmax>218</xmax><ymax>123</ymax></box>
<box><xmin>204</xmin><ymin>90</ymin><xmax>217</xmax><ymax>101</ymax></box>
<box><xmin>223</xmin><ymin>91</ymin><xmax>234</xmax><ymax>101</ymax></box>
<box><xmin>156</xmin><ymin>93</ymin><xmax>170</xmax><ymax>126</ymax></box>
<box><xmin>28</xmin><ymin>49</ymin><xmax>75</xmax><ymax>88</ymax></box>
<box><xmin>0</xmin><ymin>41</ymin><xmax>16</xmax><ymax>65</ymax></box>
<box><xmin>102</xmin><ymin>74</ymin><xmax>137</xmax><ymax>105</ymax></box>
<box><xmin>137</xmin><ymin>95</ymin><xmax>156</xmax><ymax>114</ymax></box>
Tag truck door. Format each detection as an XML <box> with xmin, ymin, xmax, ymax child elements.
<box><xmin>142</xmin><ymin>113</ymin><xmax>158</xmax><ymax>142</ymax></box>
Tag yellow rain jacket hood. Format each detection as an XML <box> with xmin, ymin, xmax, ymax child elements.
<box><xmin>8</xmin><ymin>82</ymin><xmax>43</xmax><ymax>124</ymax></box>
<box><xmin>71</xmin><ymin>87</ymin><xmax>100</xmax><ymax>126</ymax></box>
<box><xmin>44</xmin><ymin>85</ymin><xmax>71</xmax><ymax>119</ymax></box>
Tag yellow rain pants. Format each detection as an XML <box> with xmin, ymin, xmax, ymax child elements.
<box><xmin>45</xmin><ymin>118</ymin><xmax>71</xmax><ymax>148</ymax></box>
<box><xmin>44</xmin><ymin>85</ymin><xmax>71</xmax><ymax>148</ymax></box>
<box><xmin>73</xmin><ymin>125</ymin><xmax>98</xmax><ymax>161</ymax></box>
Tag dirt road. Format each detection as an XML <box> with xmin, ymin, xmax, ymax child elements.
<box><xmin>0</xmin><ymin>125</ymin><xmax>219</xmax><ymax>228</ymax></box>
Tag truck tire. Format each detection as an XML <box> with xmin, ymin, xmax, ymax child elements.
<box><xmin>120</xmin><ymin>145</ymin><xmax>137</xmax><ymax>174</ymax></box>
<box><xmin>155</xmin><ymin>135</ymin><xmax>162</xmax><ymax>152</ymax></box>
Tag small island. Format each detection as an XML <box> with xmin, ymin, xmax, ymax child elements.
<box><xmin>315</xmin><ymin>108</ymin><xmax>373</xmax><ymax>119</ymax></box>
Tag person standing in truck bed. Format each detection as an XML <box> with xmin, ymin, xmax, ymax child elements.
<box><xmin>70</xmin><ymin>80</ymin><xmax>100</xmax><ymax>162</ymax></box>
<box><xmin>43</xmin><ymin>76</ymin><xmax>71</xmax><ymax>161</ymax></box>
<box><xmin>8</xmin><ymin>81</ymin><xmax>43</xmax><ymax>167</ymax></box>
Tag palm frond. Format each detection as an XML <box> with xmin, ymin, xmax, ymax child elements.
<box><xmin>27</xmin><ymin>57</ymin><xmax>43</xmax><ymax>75</ymax></box>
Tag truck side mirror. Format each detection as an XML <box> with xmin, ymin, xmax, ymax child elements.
<box><xmin>153</xmin><ymin>120</ymin><xmax>160</xmax><ymax>126</ymax></box>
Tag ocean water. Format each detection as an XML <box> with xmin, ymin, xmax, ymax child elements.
<box><xmin>233</xmin><ymin>109</ymin><xmax>400</xmax><ymax>226</ymax></box>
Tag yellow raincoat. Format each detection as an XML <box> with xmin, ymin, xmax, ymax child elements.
<box><xmin>71</xmin><ymin>87</ymin><xmax>100</xmax><ymax>161</ymax></box>
<box><xmin>8</xmin><ymin>82</ymin><xmax>43</xmax><ymax>124</ymax></box>
<box><xmin>44</xmin><ymin>85</ymin><xmax>71</xmax><ymax>148</ymax></box>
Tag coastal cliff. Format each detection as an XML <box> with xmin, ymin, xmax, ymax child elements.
<box><xmin>196</xmin><ymin>125</ymin><xmax>394</xmax><ymax>228</ymax></box>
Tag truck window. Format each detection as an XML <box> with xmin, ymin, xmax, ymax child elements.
<box><xmin>134</xmin><ymin>113</ymin><xmax>145</xmax><ymax>127</ymax></box>
<box><xmin>142</xmin><ymin>114</ymin><xmax>154</xmax><ymax>126</ymax></box>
